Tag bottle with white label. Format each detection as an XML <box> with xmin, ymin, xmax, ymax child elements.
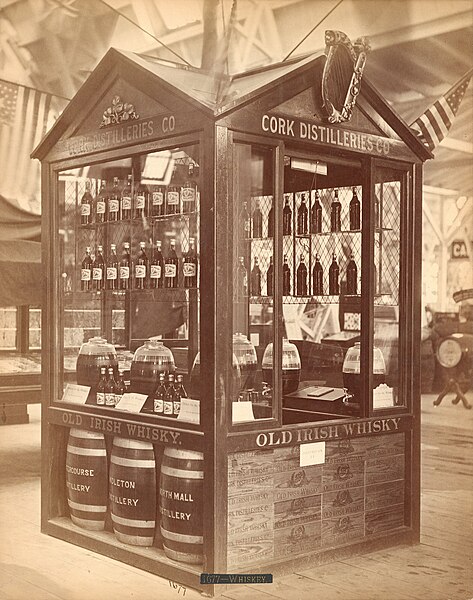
<box><xmin>81</xmin><ymin>247</ymin><xmax>93</xmax><ymax>291</ymax></box>
<box><xmin>181</xmin><ymin>164</ymin><xmax>197</xmax><ymax>214</ymax></box>
<box><xmin>153</xmin><ymin>372</ymin><xmax>166</xmax><ymax>415</ymax></box>
<box><xmin>120</xmin><ymin>174</ymin><xmax>132</xmax><ymax>220</ymax></box>
<box><xmin>95</xmin><ymin>180</ymin><xmax>107</xmax><ymax>224</ymax></box>
<box><xmin>105</xmin><ymin>367</ymin><xmax>116</xmax><ymax>406</ymax></box>
<box><xmin>166</xmin><ymin>184</ymin><xmax>180</xmax><ymax>215</ymax></box>
<box><xmin>96</xmin><ymin>367</ymin><xmax>107</xmax><ymax>405</ymax></box>
<box><xmin>80</xmin><ymin>180</ymin><xmax>93</xmax><ymax>225</ymax></box>
<box><xmin>108</xmin><ymin>177</ymin><xmax>120</xmax><ymax>222</ymax></box>
<box><xmin>115</xmin><ymin>370</ymin><xmax>127</xmax><ymax>406</ymax></box>
<box><xmin>134</xmin><ymin>242</ymin><xmax>148</xmax><ymax>289</ymax></box>
<box><xmin>165</xmin><ymin>239</ymin><xmax>179</xmax><ymax>288</ymax></box>
<box><xmin>119</xmin><ymin>242</ymin><xmax>131</xmax><ymax>290</ymax></box>
<box><xmin>151</xmin><ymin>185</ymin><xmax>165</xmax><ymax>217</ymax></box>
<box><xmin>183</xmin><ymin>238</ymin><xmax>198</xmax><ymax>288</ymax></box>
<box><xmin>150</xmin><ymin>240</ymin><xmax>164</xmax><ymax>289</ymax></box>
<box><xmin>106</xmin><ymin>243</ymin><xmax>118</xmax><ymax>291</ymax></box>
<box><xmin>134</xmin><ymin>181</ymin><xmax>148</xmax><ymax>219</ymax></box>
<box><xmin>92</xmin><ymin>245</ymin><xmax>105</xmax><ymax>291</ymax></box>
<box><xmin>164</xmin><ymin>373</ymin><xmax>175</xmax><ymax>416</ymax></box>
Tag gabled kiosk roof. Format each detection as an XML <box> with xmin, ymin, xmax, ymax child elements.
<box><xmin>33</xmin><ymin>47</ymin><xmax>432</xmax><ymax>162</ymax></box>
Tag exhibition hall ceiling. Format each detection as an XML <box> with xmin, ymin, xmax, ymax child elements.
<box><xmin>1</xmin><ymin>0</ymin><xmax>471</xmax><ymax>194</ymax></box>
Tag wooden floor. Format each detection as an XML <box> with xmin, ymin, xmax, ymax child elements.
<box><xmin>0</xmin><ymin>394</ymin><xmax>471</xmax><ymax>600</ymax></box>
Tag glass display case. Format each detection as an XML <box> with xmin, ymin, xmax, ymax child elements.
<box><xmin>34</xmin><ymin>40</ymin><xmax>429</xmax><ymax>595</ymax></box>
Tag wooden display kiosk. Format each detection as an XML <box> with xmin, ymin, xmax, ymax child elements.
<box><xmin>33</xmin><ymin>31</ymin><xmax>431</xmax><ymax>596</ymax></box>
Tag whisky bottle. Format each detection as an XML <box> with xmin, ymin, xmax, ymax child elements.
<box><xmin>251</xmin><ymin>199</ymin><xmax>263</xmax><ymax>238</ymax></box>
<box><xmin>174</xmin><ymin>374</ymin><xmax>187</xmax><ymax>417</ymax></box>
<box><xmin>134</xmin><ymin>241</ymin><xmax>148</xmax><ymax>289</ymax></box>
<box><xmin>330</xmin><ymin>189</ymin><xmax>341</xmax><ymax>232</ymax></box>
<box><xmin>329</xmin><ymin>253</ymin><xmax>340</xmax><ymax>295</ymax></box>
<box><xmin>105</xmin><ymin>367</ymin><xmax>116</xmax><ymax>406</ymax></box>
<box><xmin>95</xmin><ymin>179</ymin><xmax>107</xmax><ymax>224</ymax></box>
<box><xmin>134</xmin><ymin>181</ymin><xmax>148</xmax><ymax>219</ymax></box>
<box><xmin>283</xmin><ymin>196</ymin><xmax>292</xmax><ymax>236</ymax></box>
<box><xmin>349</xmin><ymin>187</ymin><xmax>361</xmax><ymax>230</ymax></box>
<box><xmin>267</xmin><ymin>202</ymin><xmax>274</xmax><ymax>238</ymax></box>
<box><xmin>164</xmin><ymin>373</ymin><xmax>176</xmax><ymax>416</ymax></box>
<box><xmin>119</xmin><ymin>242</ymin><xmax>131</xmax><ymax>290</ymax></box>
<box><xmin>310</xmin><ymin>190</ymin><xmax>322</xmax><ymax>234</ymax></box>
<box><xmin>114</xmin><ymin>370</ymin><xmax>127</xmax><ymax>406</ymax></box>
<box><xmin>283</xmin><ymin>254</ymin><xmax>291</xmax><ymax>295</ymax></box>
<box><xmin>236</xmin><ymin>256</ymin><xmax>248</xmax><ymax>298</ymax></box>
<box><xmin>80</xmin><ymin>180</ymin><xmax>93</xmax><ymax>225</ymax></box>
<box><xmin>266</xmin><ymin>256</ymin><xmax>273</xmax><ymax>296</ymax></box>
<box><xmin>183</xmin><ymin>238</ymin><xmax>198</xmax><ymax>288</ymax></box>
<box><xmin>250</xmin><ymin>257</ymin><xmax>262</xmax><ymax>296</ymax></box>
<box><xmin>296</xmin><ymin>254</ymin><xmax>308</xmax><ymax>296</ymax></box>
<box><xmin>153</xmin><ymin>372</ymin><xmax>166</xmax><ymax>415</ymax></box>
<box><xmin>181</xmin><ymin>163</ymin><xmax>197</xmax><ymax>214</ymax></box>
<box><xmin>164</xmin><ymin>239</ymin><xmax>179</xmax><ymax>288</ymax></box>
<box><xmin>346</xmin><ymin>254</ymin><xmax>358</xmax><ymax>295</ymax></box>
<box><xmin>92</xmin><ymin>245</ymin><xmax>105</xmax><ymax>291</ymax></box>
<box><xmin>108</xmin><ymin>177</ymin><xmax>120</xmax><ymax>222</ymax></box>
<box><xmin>150</xmin><ymin>240</ymin><xmax>164</xmax><ymax>289</ymax></box>
<box><xmin>151</xmin><ymin>185</ymin><xmax>165</xmax><ymax>217</ymax></box>
<box><xmin>81</xmin><ymin>247</ymin><xmax>93</xmax><ymax>291</ymax></box>
<box><xmin>120</xmin><ymin>174</ymin><xmax>132</xmax><ymax>220</ymax></box>
<box><xmin>312</xmin><ymin>254</ymin><xmax>324</xmax><ymax>295</ymax></box>
<box><xmin>106</xmin><ymin>243</ymin><xmax>119</xmax><ymax>290</ymax></box>
<box><xmin>96</xmin><ymin>367</ymin><xmax>107</xmax><ymax>405</ymax></box>
<box><xmin>297</xmin><ymin>194</ymin><xmax>308</xmax><ymax>235</ymax></box>
<box><xmin>166</xmin><ymin>184</ymin><xmax>180</xmax><ymax>215</ymax></box>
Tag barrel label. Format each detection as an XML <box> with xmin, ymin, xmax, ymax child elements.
<box><xmin>109</xmin><ymin>492</ymin><xmax>139</xmax><ymax>506</ymax></box>
<box><xmin>160</xmin><ymin>489</ymin><xmax>194</xmax><ymax>502</ymax></box>
<box><xmin>67</xmin><ymin>481</ymin><xmax>90</xmax><ymax>493</ymax></box>
<box><xmin>160</xmin><ymin>506</ymin><xmax>191</xmax><ymax>520</ymax></box>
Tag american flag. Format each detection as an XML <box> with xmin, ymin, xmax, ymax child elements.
<box><xmin>0</xmin><ymin>79</ymin><xmax>59</xmax><ymax>214</ymax></box>
<box><xmin>410</xmin><ymin>69</ymin><xmax>472</xmax><ymax>152</ymax></box>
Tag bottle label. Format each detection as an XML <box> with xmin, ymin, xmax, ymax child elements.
<box><xmin>119</xmin><ymin>266</ymin><xmax>130</xmax><ymax>279</ymax></box>
<box><xmin>150</xmin><ymin>264</ymin><xmax>161</xmax><ymax>279</ymax></box>
<box><xmin>135</xmin><ymin>195</ymin><xmax>145</xmax><ymax>209</ymax></box>
<box><xmin>183</xmin><ymin>262</ymin><xmax>196</xmax><ymax>277</ymax></box>
<box><xmin>81</xmin><ymin>204</ymin><xmax>91</xmax><ymax>216</ymax></box>
<box><xmin>152</xmin><ymin>191</ymin><xmax>164</xmax><ymax>206</ymax></box>
<box><xmin>81</xmin><ymin>268</ymin><xmax>91</xmax><ymax>281</ymax></box>
<box><xmin>96</xmin><ymin>200</ymin><xmax>105</xmax><ymax>214</ymax></box>
<box><xmin>121</xmin><ymin>196</ymin><xmax>132</xmax><ymax>210</ymax></box>
<box><xmin>109</xmin><ymin>199</ymin><xmax>119</xmax><ymax>213</ymax></box>
<box><xmin>114</xmin><ymin>393</ymin><xmax>123</xmax><ymax>406</ymax></box>
<box><xmin>105</xmin><ymin>392</ymin><xmax>115</xmax><ymax>406</ymax></box>
<box><xmin>181</xmin><ymin>187</ymin><xmax>195</xmax><ymax>203</ymax></box>
<box><xmin>165</xmin><ymin>263</ymin><xmax>177</xmax><ymax>278</ymax></box>
<box><xmin>96</xmin><ymin>392</ymin><xmax>105</xmax><ymax>405</ymax></box>
<box><xmin>167</xmin><ymin>191</ymin><xmax>179</xmax><ymax>205</ymax></box>
<box><xmin>93</xmin><ymin>267</ymin><xmax>103</xmax><ymax>280</ymax></box>
<box><xmin>106</xmin><ymin>267</ymin><xmax>117</xmax><ymax>280</ymax></box>
<box><xmin>135</xmin><ymin>264</ymin><xmax>146</xmax><ymax>278</ymax></box>
<box><xmin>154</xmin><ymin>398</ymin><xmax>164</xmax><ymax>413</ymax></box>
<box><xmin>164</xmin><ymin>400</ymin><xmax>173</xmax><ymax>415</ymax></box>
<box><xmin>173</xmin><ymin>400</ymin><xmax>181</xmax><ymax>415</ymax></box>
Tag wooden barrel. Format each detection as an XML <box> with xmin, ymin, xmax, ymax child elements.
<box><xmin>66</xmin><ymin>428</ymin><xmax>108</xmax><ymax>531</ymax></box>
<box><xmin>159</xmin><ymin>447</ymin><xmax>204</xmax><ymax>564</ymax></box>
<box><xmin>109</xmin><ymin>437</ymin><xmax>156</xmax><ymax>546</ymax></box>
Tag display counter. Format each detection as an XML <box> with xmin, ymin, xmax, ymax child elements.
<box><xmin>32</xmin><ymin>31</ymin><xmax>430</xmax><ymax>595</ymax></box>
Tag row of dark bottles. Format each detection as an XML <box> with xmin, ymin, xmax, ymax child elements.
<box><xmin>150</xmin><ymin>372</ymin><xmax>187</xmax><ymax>418</ymax></box>
<box><xmin>96</xmin><ymin>367</ymin><xmax>127</xmax><ymax>406</ymax></box>
<box><xmin>80</xmin><ymin>238</ymin><xmax>198</xmax><ymax>291</ymax></box>
<box><xmin>244</xmin><ymin>188</ymin><xmax>363</xmax><ymax>238</ymax></box>
<box><xmin>80</xmin><ymin>164</ymin><xmax>198</xmax><ymax>225</ymax></box>
<box><xmin>237</xmin><ymin>253</ymin><xmax>359</xmax><ymax>297</ymax></box>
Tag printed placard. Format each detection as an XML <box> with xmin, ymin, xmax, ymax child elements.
<box><xmin>232</xmin><ymin>401</ymin><xmax>255</xmax><ymax>423</ymax></box>
<box><xmin>177</xmin><ymin>398</ymin><xmax>200</xmax><ymax>424</ymax></box>
<box><xmin>115</xmin><ymin>392</ymin><xmax>148</xmax><ymax>413</ymax></box>
<box><xmin>61</xmin><ymin>383</ymin><xmax>90</xmax><ymax>405</ymax></box>
<box><xmin>300</xmin><ymin>442</ymin><xmax>325</xmax><ymax>467</ymax></box>
<box><xmin>373</xmin><ymin>384</ymin><xmax>394</xmax><ymax>408</ymax></box>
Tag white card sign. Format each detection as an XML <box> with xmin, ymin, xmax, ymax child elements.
<box><xmin>115</xmin><ymin>392</ymin><xmax>148</xmax><ymax>413</ymax></box>
<box><xmin>373</xmin><ymin>384</ymin><xmax>394</xmax><ymax>409</ymax></box>
<box><xmin>177</xmin><ymin>398</ymin><xmax>200</xmax><ymax>424</ymax></box>
<box><xmin>61</xmin><ymin>384</ymin><xmax>90</xmax><ymax>405</ymax></box>
<box><xmin>232</xmin><ymin>401</ymin><xmax>255</xmax><ymax>423</ymax></box>
<box><xmin>300</xmin><ymin>441</ymin><xmax>326</xmax><ymax>467</ymax></box>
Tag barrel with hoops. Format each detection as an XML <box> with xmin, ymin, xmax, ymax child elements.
<box><xmin>159</xmin><ymin>447</ymin><xmax>204</xmax><ymax>564</ymax></box>
<box><xmin>109</xmin><ymin>437</ymin><xmax>157</xmax><ymax>546</ymax></box>
<box><xmin>65</xmin><ymin>428</ymin><xmax>108</xmax><ymax>531</ymax></box>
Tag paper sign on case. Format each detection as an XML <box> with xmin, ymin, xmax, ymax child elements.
<box><xmin>61</xmin><ymin>384</ymin><xmax>90</xmax><ymax>405</ymax></box>
<box><xmin>300</xmin><ymin>441</ymin><xmax>326</xmax><ymax>467</ymax></box>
